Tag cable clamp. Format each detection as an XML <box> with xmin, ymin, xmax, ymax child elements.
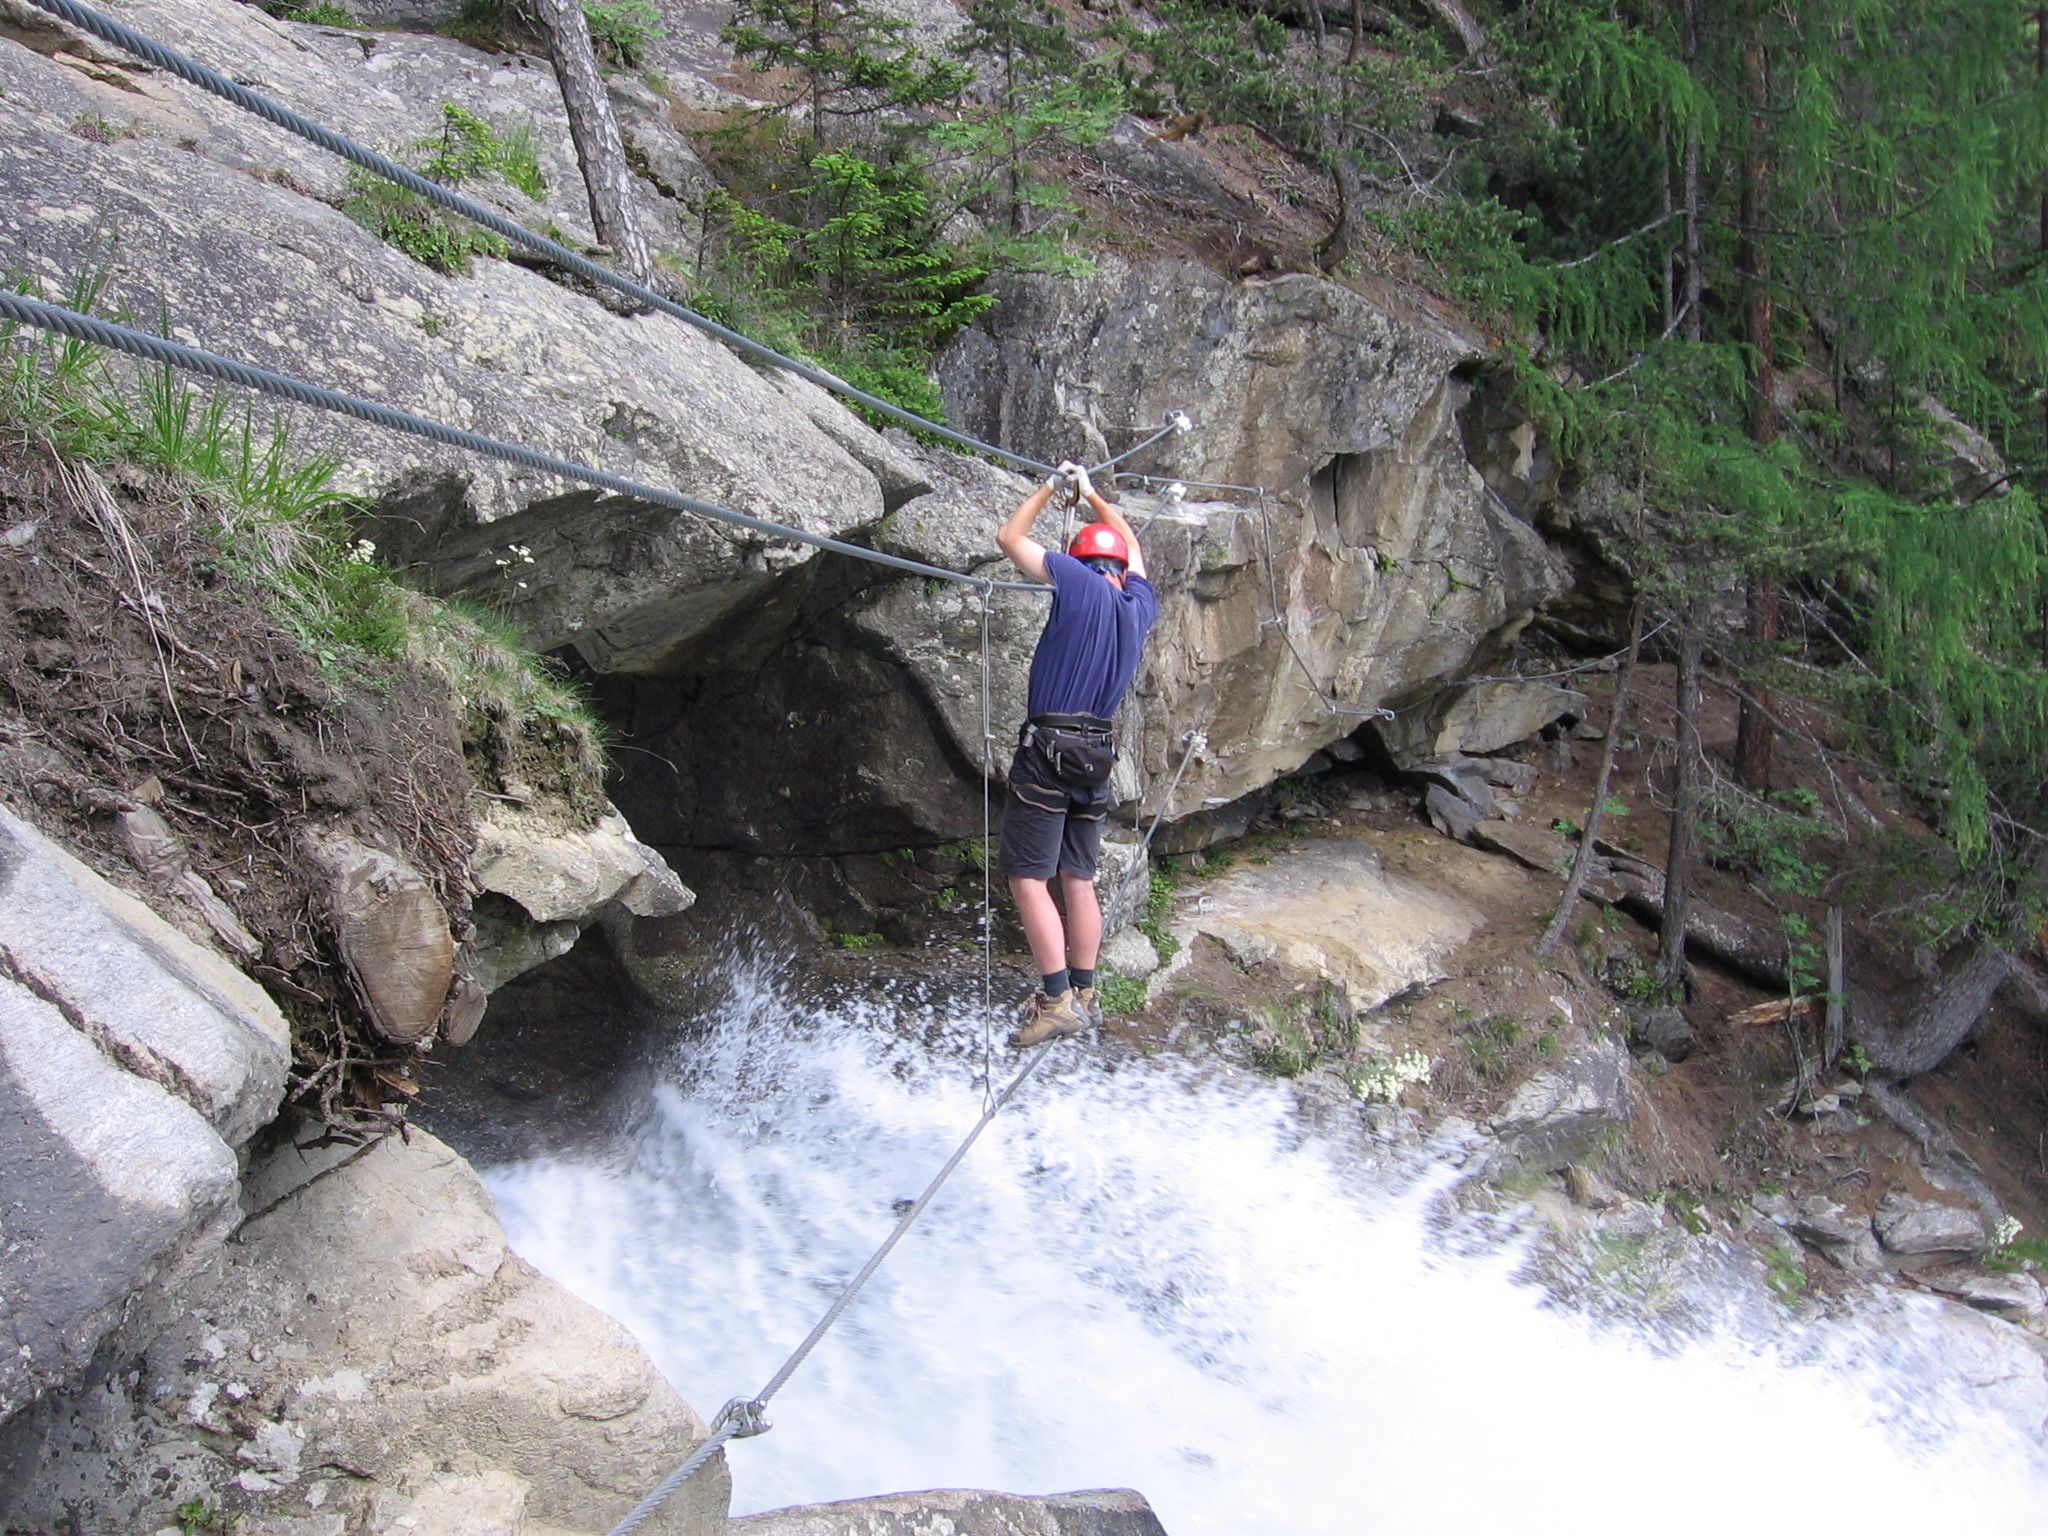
<box><xmin>1162</xmin><ymin>482</ymin><xmax>1187</xmax><ymax>504</ymax></box>
<box><xmin>715</xmin><ymin>1398</ymin><xmax>772</xmax><ymax>1439</ymax></box>
<box><xmin>1169</xmin><ymin>411</ymin><xmax>1193</xmax><ymax>435</ymax></box>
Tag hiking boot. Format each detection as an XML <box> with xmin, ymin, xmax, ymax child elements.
<box><xmin>1010</xmin><ymin>988</ymin><xmax>1089</xmax><ymax>1048</ymax></box>
<box><xmin>1076</xmin><ymin>985</ymin><xmax>1104</xmax><ymax>1029</ymax></box>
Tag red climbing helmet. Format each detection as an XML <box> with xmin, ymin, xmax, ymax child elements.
<box><xmin>1068</xmin><ymin>522</ymin><xmax>1129</xmax><ymax>566</ymax></box>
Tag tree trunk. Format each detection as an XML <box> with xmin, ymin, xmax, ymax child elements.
<box><xmin>1682</xmin><ymin>0</ymin><xmax>1702</xmax><ymax>341</ymax></box>
<box><xmin>1823</xmin><ymin>904</ymin><xmax>1846</xmax><ymax>1068</ymax></box>
<box><xmin>1734</xmin><ymin>577</ymin><xmax>1778</xmax><ymax>792</ymax></box>
<box><xmin>1419</xmin><ymin>0</ymin><xmax>1490</xmax><ymax>62</ymax></box>
<box><xmin>1538</xmin><ymin>601</ymin><xmax>1643</xmax><ymax>959</ymax></box>
<box><xmin>1855</xmin><ymin>939</ymin><xmax>2016</xmax><ymax>1080</ymax></box>
<box><xmin>1734</xmin><ymin>18</ymin><xmax>1778</xmax><ymax>791</ymax></box>
<box><xmin>1658</xmin><ymin>603</ymin><xmax>1705</xmax><ymax>993</ymax></box>
<box><xmin>1318</xmin><ymin>154</ymin><xmax>1363</xmax><ymax>273</ymax></box>
<box><xmin>535</xmin><ymin>0</ymin><xmax>650</xmax><ymax>282</ymax></box>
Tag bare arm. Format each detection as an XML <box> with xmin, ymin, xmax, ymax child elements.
<box><xmin>997</xmin><ymin>478</ymin><xmax>1058</xmax><ymax>584</ymax></box>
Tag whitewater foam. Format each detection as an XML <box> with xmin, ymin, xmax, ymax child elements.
<box><xmin>486</xmin><ymin>967</ymin><xmax>2048</xmax><ymax>1534</ymax></box>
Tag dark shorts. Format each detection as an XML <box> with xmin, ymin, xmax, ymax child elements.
<box><xmin>997</xmin><ymin>727</ymin><xmax>1112</xmax><ymax>881</ymax></box>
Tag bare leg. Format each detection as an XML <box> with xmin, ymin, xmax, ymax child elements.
<box><xmin>1059</xmin><ymin>871</ymin><xmax>1102</xmax><ymax>971</ymax></box>
<box><xmin>1009</xmin><ymin>875</ymin><xmax>1069</xmax><ymax>977</ymax></box>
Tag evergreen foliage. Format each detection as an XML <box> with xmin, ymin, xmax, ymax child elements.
<box><xmin>723</xmin><ymin>0</ymin><xmax>970</xmax><ymax>147</ymax></box>
<box><xmin>935</xmin><ymin>0</ymin><xmax>1123</xmax><ymax>273</ymax></box>
<box><xmin>343</xmin><ymin>104</ymin><xmax>547</xmax><ymax>274</ymax></box>
<box><xmin>451</xmin><ymin>0</ymin><xmax>667</xmax><ymax>71</ymax></box>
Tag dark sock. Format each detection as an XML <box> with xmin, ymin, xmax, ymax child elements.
<box><xmin>1042</xmin><ymin>968</ymin><xmax>1071</xmax><ymax>998</ymax></box>
<box><xmin>1070</xmin><ymin>967</ymin><xmax>1096</xmax><ymax>990</ymax></box>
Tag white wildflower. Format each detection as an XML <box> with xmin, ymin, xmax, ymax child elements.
<box><xmin>1352</xmin><ymin>1049</ymin><xmax>1432</xmax><ymax>1104</ymax></box>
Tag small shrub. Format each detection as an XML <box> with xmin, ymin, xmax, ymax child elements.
<box><xmin>267</xmin><ymin>0</ymin><xmax>357</xmax><ymax>22</ymax></box>
<box><xmin>583</xmin><ymin>0</ymin><xmax>665</xmax><ymax>68</ymax></box>
<box><xmin>343</xmin><ymin>104</ymin><xmax>547</xmax><ymax>275</ymax></box>
<box><xmin>1464</xmin><ymin>1013</ymin><xmax>1524</xmax><ymax>1086</ymax></box>
<box><xmin>1136</xmin><ymin>868</ymin><xmax>1179</xmax><ymax>964</ymax></box>
<box><xmin>836</xmin><ymin>931</ymin><xmax>885</xmax><ymax>951</ymax></box>
<box><xmin>1097</xmin><ymin>972</ymin><xmax>1147</xmax><ymax>1015</ymax></box>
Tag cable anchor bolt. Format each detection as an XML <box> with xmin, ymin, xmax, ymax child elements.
<box><xmin>716</xmin><ymin>1398</ymin><xmax>772</xmax><ymax>1438</ymax></box>
<box><xmin>1169</xmin><ymin>411</ymin><xmax>1193</xmax><ymax>435</ymax></box>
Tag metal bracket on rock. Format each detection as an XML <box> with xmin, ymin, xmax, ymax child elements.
<box><xmin>716</xmin><ymin>1398</ymin><xmax>772</xmax><ymax>1438</ymax></box>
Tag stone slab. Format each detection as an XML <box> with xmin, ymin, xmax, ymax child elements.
<box><xmin>0</xmin><ymin>806</ymin><xmax>286</xmax><ymax>1146</ymax></box>
<box><xmin>0</xmin><ymin>977</ymin><xmax>237</xmax><ymax>1419</ymax></box>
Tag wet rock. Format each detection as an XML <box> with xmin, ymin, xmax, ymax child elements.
<box><xmin>302</xmin><ymin>833</ymin><xmax>453</xmax><ymax>1045</ymax></box>
<box><xmin>1630</xmin><ymin>1004</ymin><xmax>1694</xmax><ymax>1063</ymax></box>
<box><xmin>473</xmin><ymin>807</ymin><xmax>690</xmax><ymax>926</ymax></box>
<box><xmin>464</xmin><ymin>808</ymin><xmax>693</xmax><ymax>995</ymax></box>
<box><xmin>1491</xmin><ymin>1032</ymin><xmax>1634</xmax><ymax>1173</ymax></box>
<box><xmin>1379</xmin><ymin>681</ymin><xmax>1587</xmax><ymax>763</ymax></box>
<box><xmin>1922</xmin><ymin>1268</ymin><xmax>2047</xmax><ymax>1322</ymax></box>
<box><xmin>462</xmin><ymin>893</ymin><xmax>582</xmax><ymax>996</ymax></box>
<box><xmin>1783</xmin><ymin>1197</ymin><xmax>1885</xmax><ymax>1276</ymax></box>
<box><xmin>1564</xmin><ymin>1164</ymin><xmax>1619</xmax><ymax>1209</ymax></box>
<box><xmin>1211</xmin><ymin>924</ymin><xmax>1276</xmax><ymax>970</ymax></box>
<box><xmin>730</xmin><ymin>1487</ymin><xmax>1168</xmax><ymax>1536</ymax></box>
<box><xmin>1874</xmin><ymin>1192</ymin><xmax>1991</xmax><ymax>1260</ymax></box>
<box><xmin>7</xmin><ymin>1128</ymin><xmax>728</xmax><ymax>1536</ymax></box>
<box><xmin>0</xmin><ymin>805</ymin><xmax>287</xmax><ymax>1144</ymax></box>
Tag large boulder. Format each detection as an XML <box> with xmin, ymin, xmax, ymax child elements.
<box><xmin>929</xmin><ymin>260</ymin><xmax>1573</xmax><ymax>821</ymax></box>
<box><xmin>0</xmin><ymin>805</ymin><xmax>287</xmax><ymax>1145</ymax></box>
<box><xmin>0</xmin><ymin>0</ymin><xmax>896</xmax><ymax>665</ymax></box>
<box><xmin>0</xmin><ymin>803</ymin><xmax>287</xmax><ymax>1421</ymax></box>
<box><xmin>2</xmin><ymin>1127</ymin><xmax>729</xmax><ymax>1536</ymax></box>
<box><xmin>1490</xmin><ymin>1031</ymin><xmax>1634</xmax><ymax>1173</ymax></box>
<box><xmin>1159</xmin><ymin>838</ymin><xmax>1482</xmax><ymax>1011</ymax></box>
<box><xmin>464</xmin><ymin>802</ymin><xmax>695</xmax><ymax>995</ymax></box>
<box><xmin>0</xmin><ymin>977</ymin><xmax>238</xmax><ymax>1422</ymax></box>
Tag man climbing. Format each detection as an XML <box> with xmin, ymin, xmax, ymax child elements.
<box><xmin>995</xmin><ymin>460</ymin><xmax>1158</xmax><ymax>1047</ymax></box>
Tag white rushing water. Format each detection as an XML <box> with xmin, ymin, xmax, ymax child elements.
<box><xmin>487</xmin><ymin>966</ymin><xmax>2048</xmax><ymax>1534</ymax></box>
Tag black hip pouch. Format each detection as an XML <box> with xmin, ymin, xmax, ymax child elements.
<box><xmin>1024</xmin><ymin>714</ymin><xmax>1115</xmax><ymax>791</ymax></box>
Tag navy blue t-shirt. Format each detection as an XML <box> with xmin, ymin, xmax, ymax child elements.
<box><xmin>1025</xmin><ymin>551</ymin><xmax>1158</xmax><ymax>720</ymax></box>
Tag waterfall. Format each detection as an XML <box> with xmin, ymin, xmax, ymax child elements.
<box><xmin>485</xmin><ymin>963</ymin><xmax>2048</xmax><ymax>1534</ymax></box>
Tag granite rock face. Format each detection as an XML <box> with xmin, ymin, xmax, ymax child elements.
<box><xmin>933</xmin><ymin>259</ymin><xmax>1574</xmax><ymax>821</ymax></box>
<box><xmin>0</xmin><ymin>0</ymin><xmax>892</xmax><ymax>666</ymax></box>
<box><xmin>0</xmin><ymin>806</ymin><xmax>289</xmax><ymax>1144</ymax></box>
<box><xmin>1</xmin><ymin>1127</ymin><xmax>729</xmax><ymax>1536</ymax></box>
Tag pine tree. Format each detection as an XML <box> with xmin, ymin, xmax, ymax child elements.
<box><xmin>723</xmin><ymin>0</ymin><xmax>969</xmax><ymax>148</ymax></box>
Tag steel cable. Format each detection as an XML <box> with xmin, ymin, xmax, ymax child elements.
<box><xmin>18</xmin><ymin>0</ymin><xmax>1061</xmax><ymax>473</ymax></box>
<box><xmin>0</xmin><ymin>293</ymin><xmax>1053</xmax><ymax>595</ymax></box>
<box><xmin>19</xmin><ymin>0</ymin><xmax>1185</xmax><ymax>488</ymax></box>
